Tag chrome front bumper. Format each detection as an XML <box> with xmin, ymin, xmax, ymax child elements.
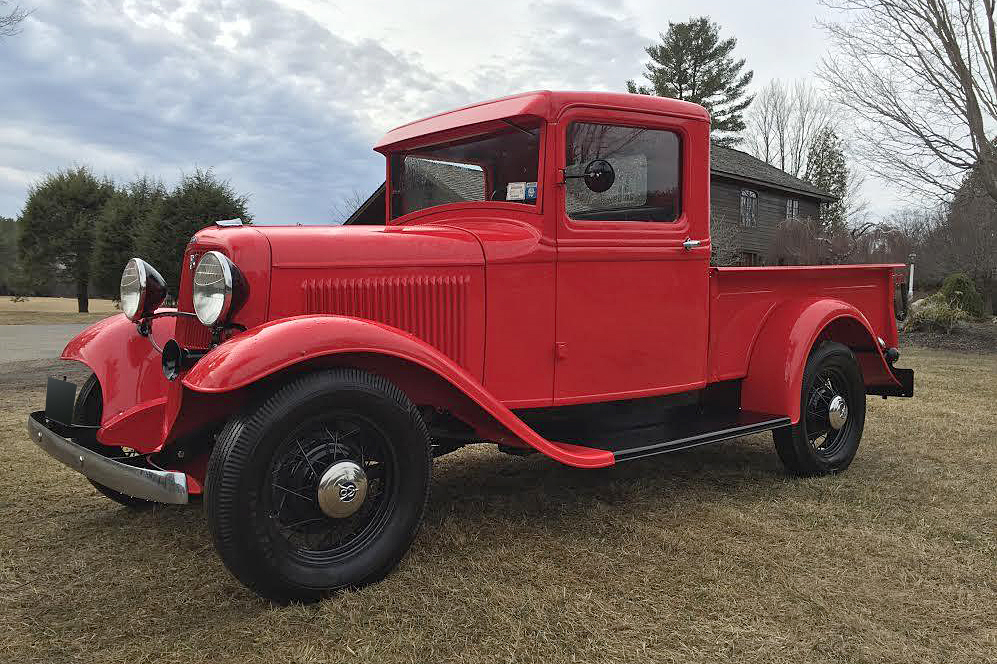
<box><xmin>26</xmin><ymin>411</ymin><xmax>189</xmax><ymax>504</ymax></box>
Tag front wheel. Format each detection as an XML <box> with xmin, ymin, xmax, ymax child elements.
<box><xmin>773</xmin><ymin>342</ymin><xmax>866</xmax><ymax>476</ymax></box>
<box><xmin>204</xmin><ymin>368</ymin><xmax>432</xmax><ymax>603</ymax></box>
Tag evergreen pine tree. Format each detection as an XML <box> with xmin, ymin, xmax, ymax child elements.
<box><xmin>18</xmin><ymin>167</ymin><xmax>114</xmax><ymax>312</ymax></box>
<box><xmin>92</xmin><ymin>177</ymin><xmax>166</xmax><ymax>298</ymax></box>
<box><xmin>0</xmin><ymin>216</ymin><xmax>17</xmax><ymax>295</ymax></box>
<box><xmin>134</xmin><ymin>169</ymin><xmax>251</xmax><ymax>290</ymax></box>
<box><xmin>805</xmin><ymin>128</ymin><xmax>848</xmax><ymax>233</ymax></box>
<box><xmin>627</xmin><ymin>17</ymin><xmax>754</xmax><ymax>146</ymax></box>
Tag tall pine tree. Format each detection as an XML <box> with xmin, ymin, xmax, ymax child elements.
<box><xmin>18</xmin><ymin>167</ymin><xmax>114</xmax><ymax>312</ymax></box>
<box><xmin>134</xmin><ymin>169</ymin><xmax>250</xmax><ymax>290</ymax></box>
<box><xmin>805</xmin><ymin>128</ymin><xmax>848</xmax><ymax>234</ymax></box>
<box><xmin>92</xmin><ymin>176</ymin><xmax>166</xmax><ymax>298</ymax></box>
<box><xmin>0</xmin><ymin>216</ymin><xmax>17</xmax><ymax>295</ymax></box>
<box><xmin>627</xmin><ymin>17</ymin><xmax>754</xmax><ymax>146</ymax></box>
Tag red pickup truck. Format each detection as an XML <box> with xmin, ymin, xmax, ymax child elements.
<box><xmin>27</xmin><ymin>90</ymin><xmax>913</xmax><ymax>602</ymax></box>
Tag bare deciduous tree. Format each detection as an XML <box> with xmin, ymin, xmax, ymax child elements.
<box><xmin>709</xmin><ymin>207</ymin><xmax>742</xmax><ymax>265</ymax></box>
<box><xmin>744</xmin><ymin>80</ymin><xmax>834</xmax><ymax>178</ymax></box>
<box><xmin>770</xmin><ymin>214</ymin><xmax>878</xmax><ymax>265</ymax></box>
<box><xmin>332</xmin><ymin>188</ymin><xmax>372</xmax><ymax>222</ymax></box>
<box><xmin>820</xmin><ymin>0</ymin><xmax>997</xmax><ymax>205</ymax></box>
<box><xmin>0</xmin><ymin>2</ymin><xmax>31</xmax><ymax>39</ymax></box>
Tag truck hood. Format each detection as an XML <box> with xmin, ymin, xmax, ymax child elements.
<box><xmin>258</xmin><ymin>224</ymin><xmax>484</xmax><ymax>269</ymax></box>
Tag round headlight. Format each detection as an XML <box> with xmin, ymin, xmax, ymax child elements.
<box><xmin>120</xmin><ymin>258</ymin><xmax>167</xmax><ymax>321</ymax></box>
<box><xmin>192</xmin><ymin>251</ymin><xmax>242</xmax><ymax>326</ymax></box>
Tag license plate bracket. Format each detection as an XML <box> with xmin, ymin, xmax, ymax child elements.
<box><xmin>44</xmin><ymin>377</ymin><xmax>78</xmax><ymax>427</ymax></box>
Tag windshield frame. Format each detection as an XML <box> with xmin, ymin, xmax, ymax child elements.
<box><xmin>386</xmin><ymin>116</ymin><xmax>547</xmax><ymax>224</ymax></box>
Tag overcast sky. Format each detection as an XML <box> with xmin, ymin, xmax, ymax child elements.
<box><xmin>1</xmin><ymin>0</ymin><xmax>902</xmax><ymax>223</ymax></box>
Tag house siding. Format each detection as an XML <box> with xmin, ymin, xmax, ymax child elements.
<box><xmin>710</xmin><ymin>176</ymin><xmax>822</xmax><ymax>264</ymax></box>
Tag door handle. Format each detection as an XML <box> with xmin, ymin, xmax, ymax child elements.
<box><xmin>682</xmin><ymin>238</ymin><xmax>702</xmax><ymax>250</ymax></box>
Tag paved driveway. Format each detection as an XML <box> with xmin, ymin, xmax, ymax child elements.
<box><xmin>0</xmin><ymin>324</ymin><xmax>89</xmax><ymax>362</ymax></box>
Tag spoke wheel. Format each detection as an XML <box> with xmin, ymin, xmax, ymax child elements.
<box><xmin>804</xmin><ymin>367</ymin><xmax>854</xmax><ymax>460</ymax></box>
<box><xmin>205</xmin><ymin>368</ymin><xmax>432</xmax><ymax>603</ymax></box>
<box><xmin>774</xmin><ymin>342</ymin><xmax>866</xmax><ymax>476</ymax></box>
<box><xmin>265</xmin><ymin>412</ymin><xmax>397</xmax><ymax>564</ymax></box>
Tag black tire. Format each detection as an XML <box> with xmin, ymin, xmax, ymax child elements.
<box><xmin>773</xmin><ymin>341</ymin><xmax>866</xmax><ymax>476</ymax></box>
<box><xmin>72</xmin><ymin>374</ymin><xmax>156</xmax><ymax>509</ymax></box>
<box><xmin>204</xmin><ymin>368</ymin><xmax>432</xmax><ymax>603</ymax></box>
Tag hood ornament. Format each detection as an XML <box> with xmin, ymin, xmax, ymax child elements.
<box><xmin>215</xmin><ymin>218</ymin><xmax>243</xmax><ymax>227</ymax></box>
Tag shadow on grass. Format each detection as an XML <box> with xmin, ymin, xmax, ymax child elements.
<box><xmin>31</xmin><ymin>436</ymin><xmax>791</xmax><ymax>593</ymax></box>
<box><xmin>4</xmin><ymin>428</ymin><xmax>920</xmax><ymax>663</ymax></box>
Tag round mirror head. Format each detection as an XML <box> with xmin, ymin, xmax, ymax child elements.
<box><xmin>583</xmin><ymin>159</ymin><xmax>615</xmax><ymax>193</ymax></box>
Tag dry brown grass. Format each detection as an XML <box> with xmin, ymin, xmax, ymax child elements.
<box><xmin>0</xmin><ymin>297</ymin><xmax>117</xmax><ymax>325</ymax></box>
<box><xmin>1</xmin><ymin>348</ymin><xmax>994</xmax><ymax>663</ymax></box>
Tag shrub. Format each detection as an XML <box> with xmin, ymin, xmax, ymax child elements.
<box><xmin>904</xmin><ymin>293</ymin><xmax>970</xmax><ymax>333</ymax></box>
<box><xmin>940</xmin><ymin>273</ymin><xmax>985</xmax><ymax>317</ymax></box>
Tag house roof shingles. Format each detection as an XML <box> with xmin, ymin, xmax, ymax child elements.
<box><xmin>710</xmin><ymin>144</ymin><xmax>834</xmax><ymax>201</ymax></box>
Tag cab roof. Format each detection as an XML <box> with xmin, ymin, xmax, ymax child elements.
<box><xmin>373</xmin><ymin>90</ymin><xmax>710</xmax><ymax>153</ymax></box>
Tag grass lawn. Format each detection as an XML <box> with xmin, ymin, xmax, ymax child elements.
<box><xmin>0</xmin><ymin>347</ymin><xmax>994</xmax><ymax>663</ymax></box>
<box><xmin>0</xmin><ymin>297</ymin><xmax>118</xmax><ymax>325</ymax></box>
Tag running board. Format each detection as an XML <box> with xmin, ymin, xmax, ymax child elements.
<box><xmin>605</xmin><ymin>411</ymin><xmax>791</xmax><ymax>463</ymax></box>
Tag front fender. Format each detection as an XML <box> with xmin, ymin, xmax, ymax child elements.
<box><xmin>740</xmin><ymin>298</ymin><xmax>900</xmax><ymax>423</ymax></box>
<box><xmin>183</xmin><ymin>316</ymin><xmax>614</xmax><ymax>468</ymax></box>
<box><xmin>62</xmin><ymin>312</ymin><xmax>175</xmax><ymax>432</ymax></box>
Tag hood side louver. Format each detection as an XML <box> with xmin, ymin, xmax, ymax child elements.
<box><xmin>302</xmin><ymin>275</ymin><xmax>470</xmax><ymax>367</ymax></box>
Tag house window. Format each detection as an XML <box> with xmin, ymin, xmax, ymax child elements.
<box><xmin>740</xmin><ymin>189</ymin><xmax>757</xmax><ymax>226</ymax></box>
<box><xmin>786</xmin><ymin>198</ymin><xmax>800</xmax><ymax>220</ymax></box>
<box><xmin>741</xmin><ymin>251</ymin><xmax>761</xmax><ymax>266</ymax></box>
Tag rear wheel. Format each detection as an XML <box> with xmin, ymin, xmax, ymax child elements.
<box><xmin>72</xmin><ymin>374</ymin><xmax>156</xmax><ymax>509</ymax></box>
<box><xmin>773</xmin><ymin>342</ymin><xmax>866</xmax><ymax>476</ymax></box>
<box><xmin>204</xmin><ymin>368</ymin><xmax>432</xmax><ymax>603</ymax></box>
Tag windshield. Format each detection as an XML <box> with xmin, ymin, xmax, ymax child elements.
<box><xmin>390</xmin><ymin>119</ymin><xmax>541</xmax><ymax>219</ymax></box>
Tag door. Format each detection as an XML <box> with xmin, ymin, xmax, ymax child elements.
<box><xmin>553</xmin><ymin>109</ymin><xmax>711</xmax><ymax>404</ymax></box>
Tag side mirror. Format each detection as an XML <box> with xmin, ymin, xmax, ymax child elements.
<box><xmin>583</xmin><ymin>159</ymin><xmax>615</xmax><ymax>193</ymax></box>
<box><xmin>565</xmin><ymin>159</ymin><xmax>616</xmax><ymax>193</ymax></box>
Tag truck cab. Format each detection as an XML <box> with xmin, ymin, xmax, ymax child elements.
<box><xmin>374</xmin><ymin>91</ymin><xmax>712</xmax><ymax>406</ymax></box>
<box><xmin>26</xmin><ymin>91</ymin><xmax>913</xmax><ymax>603</ymax></box>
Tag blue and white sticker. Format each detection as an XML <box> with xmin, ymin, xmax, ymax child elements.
<box><xmin>507</xmin><ymin>181</ymin><xmax>538</xmax><ymax>202</ymax></box>
<box><xmin>524</xmin><ymin>181</ymin><xmax>538</xmax><ymax>201</ymax></box>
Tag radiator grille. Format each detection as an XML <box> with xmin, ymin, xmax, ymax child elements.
<box><xmin>175</xmin><ymin>313</ymin><xmax>212</xmax><ymax>349</ymax></box>
<box><xmin>302</xmin><ymin>275</ymin><xmax>469</xmax><ymax>366</ymax></box>
<box><xmin>174</xmin><ymin>278</ymin><xmax>212</xmax><ymax>349</ymax></box>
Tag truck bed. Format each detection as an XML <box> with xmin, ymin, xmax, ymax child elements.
<box><xmin>708</xmin><ymin>264</ymin><xmax>903</xmax><ymax>384</ymax></box>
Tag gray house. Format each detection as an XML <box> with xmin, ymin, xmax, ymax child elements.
<box><xmin>346</xmin><ymin>145</ymin><xmax>833</xmax><ymax>266</ymax></box>
<box><xmin>709</xmin><ymin>145</ymin><xmax>834</xmax><ymax>265</ymax></box>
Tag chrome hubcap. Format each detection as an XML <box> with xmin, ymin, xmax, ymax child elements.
<box><xmin>317</xmin><ymin>461</ymin><xmax>368</xmax><ymax>518</ymax></box>
<box><xmin>828</xmin><ymin>395</ymin><xmax>848</xmax><ymax>431</ymax></box>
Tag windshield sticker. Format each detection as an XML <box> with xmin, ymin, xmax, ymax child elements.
<box><xmin>506</xmin><ymin>182</ymin><xmax>526</xmax><ymax>201</ymax></box>
<box><xmin>506</xmin><ymin>182</ymin><xmax>537</xmax><ymax>202</ymax></box>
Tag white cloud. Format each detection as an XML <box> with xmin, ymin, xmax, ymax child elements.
<box><xmin>1</xmin><ymin>0</ymin><xmax>906</xmax><ymax>222</ymax></box>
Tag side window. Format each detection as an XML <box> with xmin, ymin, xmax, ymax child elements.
<box><xmin>740</xmin><ymin>189</ymin><xmax>757</xmax><ymax>227</ymax></box>
<box><xmin>785</xmin><ymin>198</ymin><xmax>799</xmax><ymax>220</ymax></box>
<box><xmin>565</xmin><ymin>123</ymin><xmax>681</xmax><ymax>222</ymax></box>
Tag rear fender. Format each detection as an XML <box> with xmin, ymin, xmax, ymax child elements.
<box><xmin>741</xmin><ymin>299</ymin><xmax>901</xmax><ymax>423</ymax></box>
<box><xmin>182</xmin><ymin>316</ymin><xmax>613</xmax><ymax>468</ymax></box>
